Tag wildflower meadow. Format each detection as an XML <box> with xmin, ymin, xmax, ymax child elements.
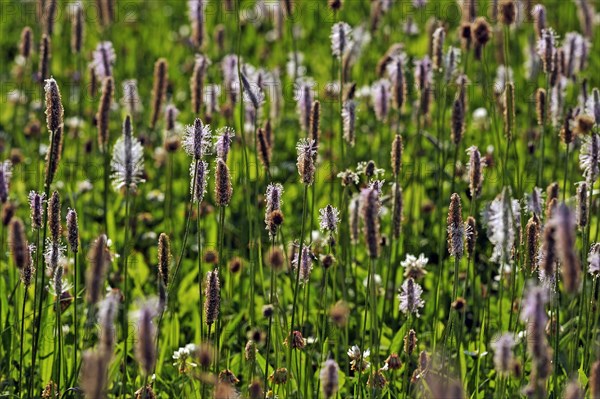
<box><xmin>1</xmin><ymin>0</ymin><xmax>600</xmax><ymax>398</ymax></box>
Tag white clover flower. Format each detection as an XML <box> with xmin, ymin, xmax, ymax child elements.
<box><xmin>400</xmin><ymin>254</ymin><xmax>429</xmax><ymax>279</ymax></box>
<box><xmin>347</xmin><ymin>345</ymin><xmax>370</xmax><ymax>371</ymax></box>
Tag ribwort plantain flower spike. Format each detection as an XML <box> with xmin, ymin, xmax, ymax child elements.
<box><xmin>111</xmin><ymin>115</ymin><xmax>145</xmax><ymax>192</ymax></box>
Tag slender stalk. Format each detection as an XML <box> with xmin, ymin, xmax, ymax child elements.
<box><xmin>31</xmin><ymin>128</ymin><xmax>56</xmax><ymax>396</ymax></box>
<box><xmin>563</xmin><ymin>145</ymin><xmax>570</xmax><ymax>201</ymax></box>
<box><xmin>553</xmin><ymin>267</ymin><xmax>561</xmax><ymax>396</ymax></box>
<box><xmin>28</xmin><ymin>227</ymin><xmax>40</xmax><ymax>398</ymax></box>
<box><xmin>539</xmin><ymin>75</ymin><xmax>550</xmax><ymax>187</ymax></box>
<box><xmin>215</xmin><ymin>206</ymin><xmax>225</xmax><ymax>371</ymax></box>
<box><xmin>55</xmin><ymin>294</ymin><xmax>62</xmax><ymax>394</ymax></box>
<box><xmin>314</xmin><ymin>262</ymin><xmax>330</xmax><ymax>397</ymax></box>
<box><xmin>103</xmin><ymin>148</ymin><xmax>110</xmax><ymax>234</ymax></box>
<box><xmin>198</xmin><ymin>202</ymin><xmax>204</xmax><ymax>340</ymax></box>
<box><xmin>153</xmin><ymin>161</ymin><xmax>199</xmax><ymax>380</ymax></box>
<box><xmin>264</xmin><ymin>236</ymin><xmax>276</xmax><ymax>396</ymax></box>
<box><xmin>72</xmin><ymin>252</ymin><xmax>78</xmax><ymax>385</ymax></box>
<box><xmin>584</xmin><ymin>277</ymin><xmax>598</xmax><ymax>369</ymax></box>
<box><xmin>119</xmin><ymin>189</ymin><xmax>132</xmax><ymax>398</ymax></box>
<box><xmin>18</xmin><ymin>286</ymin><xmax>27</xmax><ymax>396</ymax></box>
<box><xmin>287</xmin><ymin>185</ymin><xmax>309</xmax><ymax>389</ymax></box>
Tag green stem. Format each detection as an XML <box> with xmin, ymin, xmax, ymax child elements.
<box><xmin>31</xmin><ymin>128</ymin><xmax>56</xmax><ymax>397</ymax></box>
<box><xmin>287</xmin><ymin>185</ymin><xmax>309</xmax><ymax>390</ymax></box>
<box><xmin>18</xmin><ymin>286</ymin><xmax>27</xmax><ymax>396</ymax></box>
<box><xmin>120</xmin><ymin>189</ymin><xmax>132</xmax><ymax>398</ymax></box>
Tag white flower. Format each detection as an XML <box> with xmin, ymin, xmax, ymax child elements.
<box><xmin>172</xmin><ymin>343</ymin><xmax>198</xmax><ymax>372</ymax></box>
<box><xmin>347</xmin><ymin>345</ymin><xmax>370</xmax><ymax>371</ymax></box>
<box><xmin>65</xmin><ymin>117</ymin><xmax>84</xmax><ymax>130</ymax></box>
<box><xmin>362</xmin><ymin>274</ymin><xmax>382</xmax><ymax>289</ymax></box>
<box><xmin>472</xmin><ymin>107</ymin><xmax>489</xmax><ymax>130</ymax></box>
<box><xmin>400</xmin><ymin>254</ymin><xmax>428</xmax><ymax>279</ymax></box>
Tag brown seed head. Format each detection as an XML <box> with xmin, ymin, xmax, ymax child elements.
<box><xmin>203</xmin><ymin>249</ymin><xmax>219</xmax><ymax>265</ymax></box>
<box><xmin>561</xmin><ymin>108</ymin><xmax>575</xmax><ymax>144</ymax></box>
<box><xmin>71</xmin><ymin>3</ymin><xmax>84</xmax><ymax>54</ymax></box>
<box><xmin>535</xmin><ymin>88</ymin><xmax>546</xmax><ymax>126</ymax></box>
<box><xmin>391</xmin><ymin>134</ymin><xmax>403</xmax><ymax>177</ymax></box>
<box><xmin>361</xmin><ymin>187</ymin><xmax>381</xmax><ymax>259</ymax></box>
<box><xmin>329</xmin><ymin>300</ymin><xmax>349</xmax><ymax>327</ymax></box>
<box><xmin>215</xmin><ymin>158</ymin><xmax>233</xmax><ymax>206</ymax></box>
<box><xmin>503</xmin><ymin>82</ymin><xmax>515</xmax><ymax>140</ymax></box>
<box><xmin>525</xmin><ymin>215</ymin><xmax>540</xmax><ymax>272</ymax></box>
<box><xmin>39</xmin><ymin>34</ymin><xmax>51</xmax><ymax>81</ymax></box>
<box><xmin>204</xmin><ymin>269</ymin><xmax>220</xmax><ymax>325</ymax></box>
<box><xmin>135</xmin><ymin>305</ymin><xmax>157</xmax><ymax>375</ymax></box>
<box><xmin>257</xmin><ymin>128</ymin><xmax>271</xmax><ymax>172</ymax></box>
<box><xmin>66</xmin><ymin>208</ymin><xmax>79</xmax><ymax>253</ymax></box>
<box><xmin>150</xmin><ymin>59</ymin><xmax>168</xmax><ymax>129</ymax></box>
<box><xmin>269</xmin><ymin>368</ymin><xmax>288</xmax><ymax>385</ymax></box>
<box><xmin>575</xmin><ymin>114</ymin><xmax>595</xmax><ymax>136</ymax></box>
<box><xmin>328</xmin><ymin>0</ymin><xmax>343</xmax><ymax>11</ymax></box>
<box><xmin>20</xmin><ymin>27</ymin><xmax>33</xmax><ymax>59</ymax></box>
<box><xmin>285</xmin><ymin>330</ymin><xmax>306</xmax><ymax>350</ymax></box>
<box><xmin>48</xmin><ymin>191</ymin><xmax>61</xmax><ymax>242</ymax></box>
<box><xmin>451</xmin><ymin>97</ymin><xmax>465</xmax><ymax>144</ymax></box>
<box><xmin>9</xmin><ymin>218</ymin><xmax>28</xmax><ymax>270</ymax></box>
<box><xmin>404</xmin><ymin>329</ymin><xmax>418</xmax><ymax>355</ymax></box>
<box><xmin>228</xmin><ymin>257</ymin><xmax>243</xmax><ymax>274</ymax></box>
<box><xmin>447</xmin><ymin>193</ymin><xmax>464</xmax><ymax>259</ymax></box>
<box><xmin>158</xmin><ymin>233</ymin><xmax>171</xmax><ymax>287</ymax></box>
<box><xmin>472</xmin><ymin>18</ymin><xmax>492</xmax><ymax>60</ymax></box>
<box><xmin>45</xmin><ymin>125</ymin><xmax>63</xmax><ymax>188</ymax></box>
<box><xmin>86</xmin><ymin>235</ymin><xmax>111</xmax><ymax>304</ymax></box>
<box><xmin>392</xmin><ymin>184</ymin><xmax>403</xmax><ymax>239</ymax></box>
<box><xmin>44</xmin><ymin>78</ymin><xmax>63</xmax><ymax>134</ymax></box>
<box><xmin>267</xmin><ymin>247</ymin><xmax>285</xmax><ymax>271</ymax></box>
<box><xmin>459</xmin><ymin>23</ymin><xmax>472</xmax><ymax>51</ymax></box>
<box><xmin>499</xmin><ymin>0</ymin><xmax>517</xmax><ymax>25</ymax></box>
<box><xmin>97</xmin><ymin>77</ymin><xmax>114</xmax><ymax>150</ymax></box>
